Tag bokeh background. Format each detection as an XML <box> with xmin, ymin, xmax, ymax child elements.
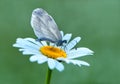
<box><xmin>0</xmin><ymin>0</ymin><xmax>120</xmax><ymax>84</ymax></box>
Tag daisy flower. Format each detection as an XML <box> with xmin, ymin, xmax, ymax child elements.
<box><xmin>13</xmin><ymin>31</ymin><xmax>93</xmax><ymax>72</ymax></box>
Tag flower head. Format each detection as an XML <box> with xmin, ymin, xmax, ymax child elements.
<box><xmin>13</xmin><ymin>31</ymin><xmax>93</xmax><ymax>72</ymax></box>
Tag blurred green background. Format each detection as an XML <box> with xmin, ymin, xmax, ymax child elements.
<box><xmin>0</xmin><ymin>0</ymin><xmax>120</xmax><ymax>84</ymax></box>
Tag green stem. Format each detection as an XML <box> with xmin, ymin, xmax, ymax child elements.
<box><xmin>45</xmin><ymin>68</ymin><xmax>52</xmax><ymax>84</ymax></box>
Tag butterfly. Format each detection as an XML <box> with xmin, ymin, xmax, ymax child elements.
<box><xmin>31</xmin><ymin>8</ymin><xmax>67</xmax><ymax>46</ymax></box>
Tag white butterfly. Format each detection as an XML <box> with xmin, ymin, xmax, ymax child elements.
<box><xmin>31</xmin><ymin>8</ymin><xmax>66</xmax><ymax>46</ymax></box>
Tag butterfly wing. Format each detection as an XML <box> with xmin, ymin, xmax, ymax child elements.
<box><xmin>31</xmin><ymin>8</ymin><xmax>62</xmax><ymax>43</ymax></box>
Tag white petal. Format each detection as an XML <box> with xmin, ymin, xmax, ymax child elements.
<box><xmin>65</xmin><ymin>37</ymin><xmax>81</xmax><ymax>50</ymax></box>
<box><xmin>13</xmin><ymin>38</ymin><xmax>40</xmax><ymax>50</ymax></box>
<box><xmin>19</xmin><ymin>49</ymin><xmax>40</xmax><ymax>55</ymax></box>
<box><xmin>62</xmin><ymin>33</ymin><xmax>72</xmax><ymax>42</ymax></box>
<box><xmin>24</xmin><ymin>38</ymin><xmax>42</xmax><ymax>46</ymax></box>
<box><xmin>30</xmin><ymin>55</ymin><xmax>47</xmax><ymax>64</ymax></box>
<box><xmin>48</xmin><ymin>58</ymin><xmax>56</xmax><ymax>70</ymax></box>
<box><xmin>57</xmin><ymin>58</ymin><xmax>70</xmax><ymax>63</ymax></box>
<box><xmin>41</xmin><ymin>41</ymin><xmax>47</xmax><ymax>46</ymax></box>
<box><xmin>77</xmin><ymin>60</ymin><xmax>90</xmax><ymax>66</ymax></box>
<box><xmin>55</xmin><ymin>61</ymin><xmax>64</xmax><ymax>72</ymax></box>
<box><xmin>60</xmin><ymin>31</ymin><xmax>64</xmax><ymax>37</ymax></box>
<box><xmin>67</xmin><ymin>47</ymin><xmax>94</xmax><ymax>59</ymax></box>
<box><xmin>37</xmin><ymin>56</ymin><xmax>48</xmax><ymax>64</ymax></box>
<box><xmin>49</xmin><ymin>42</ymin><xmax>55</xmax><ymax>46</ymax></box>
<box><xmin>29</xmin><ymin>55</ymin><xmax>38</xmax><ymax>62</ymax></box>
<box><xmin>62</xmin><ymin>59</ymin><xmax>89</xmax><ymax>66</ymax></box>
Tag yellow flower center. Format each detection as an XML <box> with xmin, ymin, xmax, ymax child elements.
<box><xmin>40</xmin><ymin>46</ymin><xmax>67</xmax><ymax>59</ymax></box>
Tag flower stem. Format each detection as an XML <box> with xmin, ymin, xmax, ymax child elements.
<box><xmin>45</xmin><ymin>68</ymin><xmax>52</xmax><ymax>84</ymax></box>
